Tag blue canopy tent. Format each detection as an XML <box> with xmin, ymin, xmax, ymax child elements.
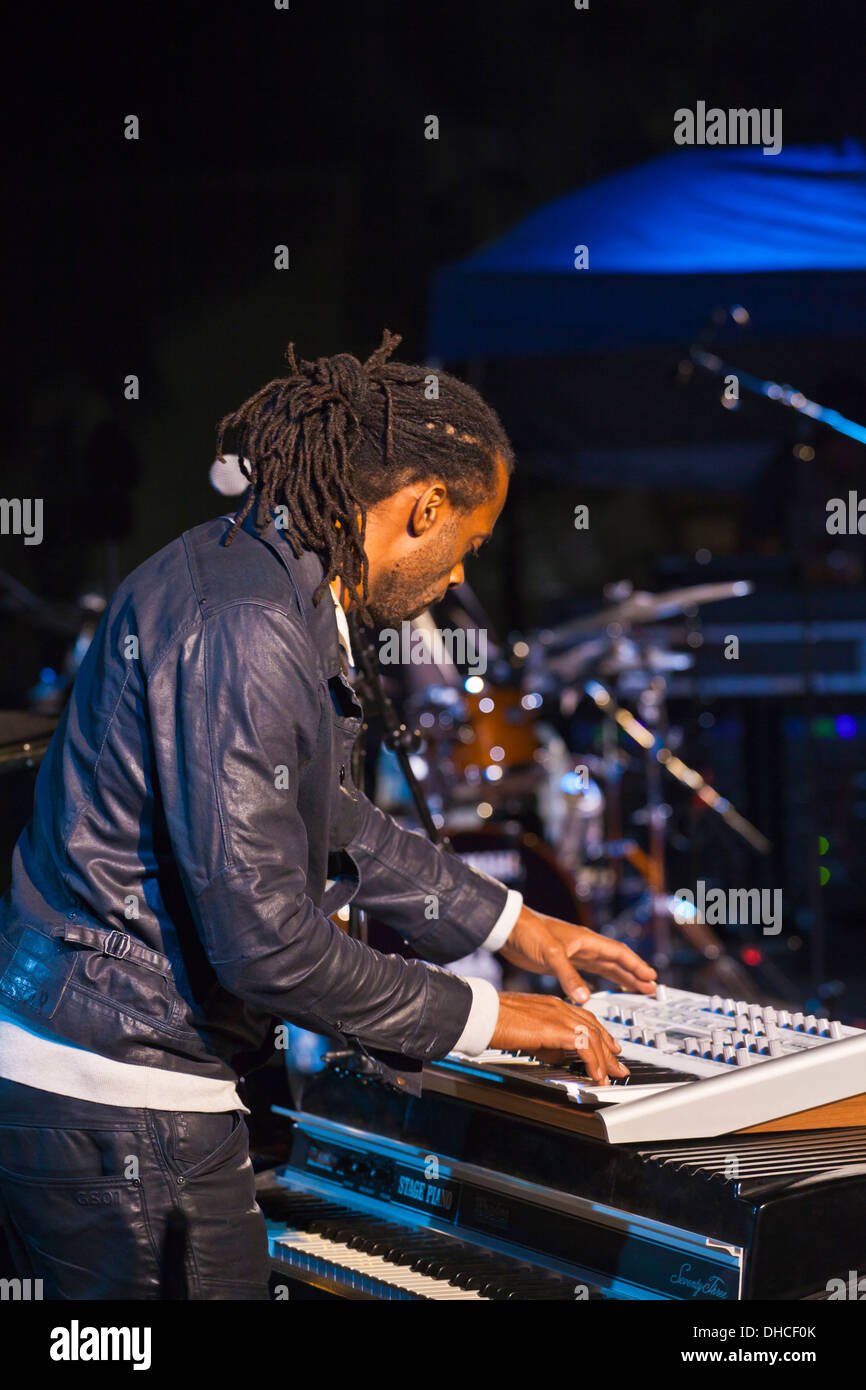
<box><xmin>426</xmin><ymin>143</ymin><xmax>866</xmax><ymax>484</ymax></box>
<box><xmin>428</xmin><ymin>143</ymin><xmax>866</xmax><ymax>359</ymax></box>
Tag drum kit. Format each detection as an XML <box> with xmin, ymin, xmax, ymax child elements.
<box><xmin>374</xmin><ymin>576</ymin><xmax>772</xmax><ymax>989</ymax></box>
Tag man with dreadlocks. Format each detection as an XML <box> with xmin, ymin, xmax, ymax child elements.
<box><xmin>0</xmin><ymin>332</ymin><xmax>654</xmax><ymax>1298</ymax></box>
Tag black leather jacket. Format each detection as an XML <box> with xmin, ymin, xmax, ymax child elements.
<box><xmin>0</xmin><ymin>508</ymin><xmax>509</xmax><ymax>1087</ymax></box>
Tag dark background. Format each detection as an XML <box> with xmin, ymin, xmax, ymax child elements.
<box><xmin>3</xmin><ymin>0</ymin><xmax>865</xmax><ymax>595</ymax></box>
<box><xmin>2</xmin><ymin>0</ymin><xmax>865</xmax><ymax>1012</ymax></box>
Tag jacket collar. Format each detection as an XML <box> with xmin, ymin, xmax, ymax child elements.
<box><xmin>223</xmin><ymin>500</ymin><xmax>343</xmax><ymax>678</ymax></box>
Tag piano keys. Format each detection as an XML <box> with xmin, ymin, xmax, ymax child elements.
<box><xmin>261</xmin><ymin>1184</ymin><xmax>602</xmax><ymax>1300</ymax></box>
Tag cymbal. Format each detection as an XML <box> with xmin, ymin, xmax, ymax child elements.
<box><xmin>530</xmin><ymin>633</ymin><xmax>694</xmax><ymax>685</ymax></box>
<box><xmin>597</xmin><ymin>643</ymin><xmax>694</xmax><ymax>677</ymax></box>
<box><xmin>538</xmin><ymin>580</ymin><xmax>753</xmax><ymax>644</ymax></box>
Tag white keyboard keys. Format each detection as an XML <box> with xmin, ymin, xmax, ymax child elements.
<box><xmin>274</xmin><ymin>1228</ymin><xmax>486</xmax><ymax>1299</ymax></box>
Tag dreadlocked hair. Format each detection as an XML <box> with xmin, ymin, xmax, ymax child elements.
<box><xmin>215</xmin><ymin>329</ymin><xmax>514</xmax><ymax>622</ymax></box>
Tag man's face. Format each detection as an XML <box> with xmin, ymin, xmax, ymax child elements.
<box><xmin>363</xmin><ymin>451</ymin><xmax>510</xmax><ymax>628</ymax></box>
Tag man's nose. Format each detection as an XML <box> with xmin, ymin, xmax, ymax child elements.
<box><xmin>449</xmin><ymin>563</ymin><xmax>465</xmax><ymax>587</ymax></box>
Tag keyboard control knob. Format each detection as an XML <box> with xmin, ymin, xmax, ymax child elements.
<box><xmin>723</xmin><ymin>1044</ymin><xmax>736</xmax><ymax>1063</ymax></box>
<box><xmin>710</xmin><ymin>1029</ymin><xmax>728</xmax><ymax>1049</ymax></box>
<box><xmin>768</xmin><ymin>1040</ymin><xmax>784</xmax><ymax>1056</ymax></box>
<box><xmin>682</xmin><ymin>1037</ymin><xmax>699</xmax><ymax>1054</ymax></box>
<box><xmin>735</xmin><ymin>1014</ymin><xmax>750</xmax><ymax>1032</ymax></box>
<box><xmin>723</xmin><ymin>998</ymin><xmax>736</xmax><ymax>1015</ymax></box>
<box><xmin>791</xmin><ymin>1012</ymin><xmax>805</xmax><ymax>1030</ymax></box>
<box><xmin>764</xmin><ymin>1020</ymin><xmax>779</xmax><ymax>1039</ymax></box>
<box><xmin>735</xmin><ymin>1049</ymin><xmax>754</xmax><ymax>1066</ymax></box>
<box><xmin>709</xmin><ymin>994</ymin><xmax>722</xmax><ymax>1012</ymax></box>
<box><xmin>763</xmin><ymin>1007</ymin><xmax>777</xmax><ymax>1023</ymax></box>
<box><xmin>778</xmin><ymin>1010</ymin><xmax>792</xmax><ymax>1027</ymax></box>
<box><xmin>829</xmin><ymin>1021</ymin><xmax>844</xmax><ymax>1039</ymax></box>
<box><xmin>654</xmin><ymin>984</ymin><xmax>668</xmax><ymax>1003</ymax></box>
<box><xmin>653</xmin><ymin>1032</ymin><xmax>669</xmax><ymax>1049</ymax></box>
<box><xmin>804</xmin><ymin>1014</ymin><xmax>819</xmax><ymax>1033</ymax></box>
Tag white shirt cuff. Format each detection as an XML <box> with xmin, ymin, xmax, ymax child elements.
<box><xmin>478</xmin><ymin>888</ymin><xmax>523</xmax><ymax>953</ymax></box>
<box><xmin>451</xmin><ymin>977</ymin><xmax>501</xmax><ymax>1056</ymax></box>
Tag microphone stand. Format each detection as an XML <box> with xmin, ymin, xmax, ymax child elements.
<box><xmin>682</xmin><ymin>305</ymin><xmax>866</xmax><ymax>444</ymax></box>
<box><xmin>680</xmin><ymin>305</ymin><xmax>866</xmax><ymax>995</ymax></box>
<box><xmin>348</xmin><ymin>613</ymin><xmax>450</xmax><ymax>851</ymax></box>
<box><xmin>336</xmin><ymin>613</ymin><xmax>452</xmax><ymax>1086</ymax></box>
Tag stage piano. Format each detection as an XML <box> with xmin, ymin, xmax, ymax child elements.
<box><xmin>260</xmin><ymin>987</ymin><xmax>866</xmax><ymax>1300</ymax></box>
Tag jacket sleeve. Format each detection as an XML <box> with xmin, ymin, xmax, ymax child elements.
<box><xmin>339</xmin><ymin>795</ymin><xmax>515</xmax><ymax>964</ymax></box>
<box><xmin>146</xmin><ymin>601</ymin><xmax>474</xmax><ymax>1060</ymax></box>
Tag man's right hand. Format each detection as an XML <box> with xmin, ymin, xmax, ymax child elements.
<box><xmin>490</xmin><ymin>993</ymin><xmax>629</xmax><ymax>1084</ymax></box>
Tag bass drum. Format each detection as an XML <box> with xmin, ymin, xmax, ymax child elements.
<box><xmin>450</xmin><ymin>685</ymin><xmax>539</xmax><ymax>776</ymax></box>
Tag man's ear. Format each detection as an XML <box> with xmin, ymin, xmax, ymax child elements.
<box><xmin>409</xmin><ymin>482</ymin><xmax>448</xmax><ymax>537</ymax></box>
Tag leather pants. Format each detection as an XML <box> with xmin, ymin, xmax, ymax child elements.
<box><xmin>0</xmin><ymin>1078</ymin><xmax>272</xmax><ymax>1299</ymax></box>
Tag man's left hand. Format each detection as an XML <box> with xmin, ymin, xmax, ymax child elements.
<box><xmin>499</xmin><ymin>905</ymin><xmax>657</xmax><ymax>1004</ymax></box>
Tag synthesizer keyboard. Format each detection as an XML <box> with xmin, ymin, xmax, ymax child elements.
<box><xmin>444</xmin><ymin>985</ymin><xmax>866</xmax><ymax>1142</ymax></box>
